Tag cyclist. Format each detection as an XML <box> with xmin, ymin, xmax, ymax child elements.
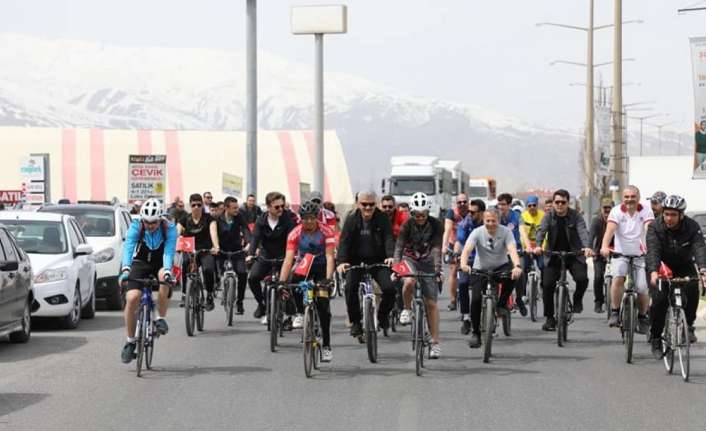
<box><xmin>177</xmin><ymin>193</ymin><xmax>220</xmax><ymax>311</ymax></box>
<box><xmin>310</xmin><ymin>191</ymin><xmax>337</xmax><ymax>229</ymax></box>
<box><xmin>600</xmin><ymin>185</ymin><xmax>654</xmax><ymax>333</ymax></box>
<box><xmin>535</xmin><ymin>189</ymin><xmax>593</xmax><ymax>331</ymax></box>
<box><xmin>279</xmin><ymin>200</ymin><xmax>336</xmax><ymax>362</ymax></box>
<box><xmin>337</xmin><ymin>190</ymin><xmax>395</xmax><ymax>336</ymax></box>
<box><xmin>216</xmin><ymin>196</ymin><xmax>252</xmax><ymax>315</ymax></box>
<box><xmin>242</xmin><ymin>194</ymin><xmax>263</xmax><ymax>233</ymax></box>
<box><xmin>380</xmin><ymin>194</ymin><xmax>409</xmax><ymax>241</ymax></box>
<box><xmin>519</xmin><ymin>195</ymin><xmax>545</xmax><ymax>303</ymax></box>
<box><xmin>394</xmin><ymin>192</ymin><xmax>444</xmax><ymax>359</ymax></box>
<box><xmin>203</xmin><ymin>191</ymin><xmax>214</xmax><ymax>214</ymax></box>
<box><xmin>589</xmin><ymin>198</ymin><xmax>614</xmax><ymax>313</ymax></box>
<box><xmin>247</xmin><ymin>192</ymin><xmax>296</xmax><ymax>323</ymax></box>
<box><xmin>543</xmin><ymin>198</ymin><xmax>553</xmax><ymax>214</ymax></box>
<box><xmin>454</xmin><ymin>199</ymin><xmax>486</xmax><ymax>334</ymax></box>
<box><xmin>649</xmin><ymin>191</ymin><xmax>667</xmax><ymax>219</ymax></box>
<box><xmin>442</xmin><ymin>194</ymin><xmax>470</xmax><ymax>312</ymax></box>
<box><xmin>497</xmin><ymin>193</ymin><xmax>527</xmax><ymax>316</ymax></box>
<box><xmin>460</xmin><ymin>208</ymin><xmax>523</xmax><ymax>348</ymax></box>
<box><xmin>646</xmin><ymin>195</ymin><xmax>706</xmax><ymax>357</ymax></box>
<box><xmin>119</xmin><ymin>198</ymin><xmax>177</xmax><ymax>363</ymax></box>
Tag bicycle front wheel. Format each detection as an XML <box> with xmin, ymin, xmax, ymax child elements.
<box><xmin>529</xmin><ymin>275</ymin><xmax>538</xmax><ymax>322</ymax></box>
<box><xmin>145</xmin><ymin>315</ymin><xmax>155</xmax><ymax>370</ymax></box>
<box><xmin>269</xmin><ymin>288</ymin><xmax>279</xmax><ymax>352</ymax></box>
<box><xmin>604</xmin><ymin>276</ymin><xmax>612</xmax><ymax>321</ymax></box>
<box><xmin>623</xmin><ymin>295</ymin><xmax>636</xmax><ymax>364</ymax></box>
<box><xmin>662</xmin><ymin>309</ymin><xmax>674</xmax><ymax>374</ymax></box>
<box><xmin>482</xmin><ymin>297</ymin><xmax>494</xmax><ymax>363</ymax></box>
<box><xmin>303</xmin><ymin>306</ymin><xmax>314</xmax><ymax>378</ymax></box>
<box><xmin>184</xmin><ymin>278</ymin><xmax>195</xmax><ymax>337</ymax></box>
<box><xmin>676</xmin><ymin>308</ymin><xmax>690</xmax><ymax>382</ymax></box>
<box><xmin>224</xmin><ymin>275</ymin><xmax>235</xmax><ymax>327</ymax></box>
<box><xmin>364</xmin><ymin>296</ymin><xmax>378</xmax><ymax>363</ymax></box>
<box><xmin>135</xmin><ymin>305</ymin><xmax>148</xmax><ymax>377</ymax></box>
<box><xmin>196</xmin><ymin>284</ymin><xmax>205</xmax><ymax>332</ymax></box>
<box><xmin>557</xmin><ymin>284</ymin><xmax>567</xmax><ymax>347</ymax></box>
<box><xmin>414</xmin><ymin>302</ymin><xmax>424</xmax><ymax>376</ymax></box>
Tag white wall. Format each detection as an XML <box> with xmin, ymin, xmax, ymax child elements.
<box><xmin>629</xmin><ymin>156</ymin><xmax>706</xmax><ymax>212</ymax></box>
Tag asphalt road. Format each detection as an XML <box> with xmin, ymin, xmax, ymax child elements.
<box><xmin>2</xmin><ymin>287</ymin><xmax>705</xmax><ymax>431</ymax></box>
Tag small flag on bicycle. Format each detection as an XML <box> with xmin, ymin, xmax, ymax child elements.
<box><xmin>392</xmin><ymin>260</ymin><xmax>413</xmax><ymax>276</ymax></box>
<box><xmin>294</xmin><ymin>253</ymin><xmax>315</xmax><ymax>277</ymax></box>
<box><xmin>176</xmin><ymin>236</ymin><xmax>195</xmax><ymax>253</ymax></box>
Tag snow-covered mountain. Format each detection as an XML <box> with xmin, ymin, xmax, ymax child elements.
<box><xmin>0</xmin><ymin>33</ymin><xmax>686</xmax><ymax>193</ymax></box>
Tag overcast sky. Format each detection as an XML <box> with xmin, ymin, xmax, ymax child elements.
<box><xmin>2</xmin><ymin>0</ymin><xmax>705</xmax><ymax>131</ymax></box>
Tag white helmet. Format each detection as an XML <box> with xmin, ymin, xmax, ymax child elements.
<box><xmin>140</xmin><ymin>198</ymin><xmax>162</xmax><ymax>222</ymax></box>
<box><xmin>410</xmin><ymin>192</ymin><xmax>430</xmax><ymax>213</ymax></box>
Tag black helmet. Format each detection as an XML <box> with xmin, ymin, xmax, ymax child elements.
<box><xmin>661</xmin><ymin>195</ymin><xmax>687</xmax><ymax>213</ymax></box>
<box><xmin>650</xmin><ymin>191</ymin><xmax>667</xmax><ymax>204</ymax></box>
<box><xmin>299</xmin><ymin>200</ymin><xmax>319</xmax><ymax>217</ymax></box>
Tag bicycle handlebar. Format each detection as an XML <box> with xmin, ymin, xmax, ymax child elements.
<box><xmin>546</xmin><ymin>250</ymin><xmax>583</xmax><ymax>257</ymax></box>
<box><xmin>343</xmin><ymin>263</ymin><xmax>390</xmax><ymax>273</ymax></box>
<box><xmin>395</xmin><ymin>272</ymin><xmax>440</xmax><ymax>279</ymax></box>
<box><xmin>128</xmin><ymin>278</ymin><xmax>174</xmax><ymax>288</ymax></box>
<box><xmin>219</xmin><ymin>250</ymin><xmax>246</xmax><ymax>257</ymax></box>
<box><xmin>658</xmin><ymin>276</ymin><xmax>697</xmax><ymax>284</ymax></box>
<box><xmin>469</xmin><ymin>269</ymin><xmax>512</xmax><ymax>280</ymax></box>
<box><xmin>609</xmin><ymin>252</ymin><xmax>645</xmax><ymax>259</ymax></box>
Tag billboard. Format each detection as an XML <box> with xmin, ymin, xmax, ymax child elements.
<box><xmin>690</xmin><ymin>37</ymin><xmax>706</xmax><ymax>179</ymax></box>
<box><xmin>128</xmin><ymin>155</ymin><xmax>167</xmax><ymax>204</ymax></box>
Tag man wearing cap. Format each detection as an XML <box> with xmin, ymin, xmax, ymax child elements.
<box><xmin>590</xmin><ymin>198</ymin><xmax>614</xmax><ymax>313</ymax></box>
<box><xmin>519</xmin><ymin>195</ymin><xmax>545</xmax><ymax>300</ymax></box>
<box><xmin>311</xmin><ymin>191</ymin><xmax>337</xmax><ymax>229</ymax></box>
<box><xmin>649</xmin><ymin>191</ymin><xmax>666</xmax><ymax>219</ymax></box>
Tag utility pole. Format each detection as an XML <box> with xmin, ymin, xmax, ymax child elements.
<box><xmin>246</xmin><ymin>0</ymin><xmax>257</xmax><ymax>197</ymax></box>
<box><xmin>586</xmin><ymin>0</ymin><xmax>596</xmax><ymax>212</ymax></box>
<box><xmin>611</xmin><ymin>0</ymin><xmax>623</xmax><ymax>202</ymax></box>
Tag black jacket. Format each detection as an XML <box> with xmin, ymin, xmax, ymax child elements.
<box><xmin>589</xmin><ymin>214</ymin><xmax>612</xmax><ymax>254</ymax></box>
<box><xmin>247</xmin><ymin>212</ymin><xmax>296</xmax><ymax>259</ymax></box>
<box><xmin>216</xmin><ymin>213</ymin><xmax>250</xmax><ymax>252</ymax></box>
<box><xmin>646</xmin><ymin>216</ymin><xmax>706</xmax><ymax>275</ymax></box>
<box><xmin>536</xmin><ymin>208</ymin><xmax>590</xmax><ymax>262</ymax></box>
<box><xmin>338</xmin><ymin>208</ymin><xmax>394</xmax><ymax>265</ymax></box>
<box><xmin>393</xmin><ymin>216</ymin><xmax>444</xmax><ymax>268</ymax></box>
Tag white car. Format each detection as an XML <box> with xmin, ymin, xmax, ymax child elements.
<box><xmin>0</xmin><ymin>211</ymin><xmax>96</xmax><ymax>329</ymax></box>
<box><xmin>39</xmin><ymin>204</ymin><xmax>133</xmax><ymax>310</ymax></box>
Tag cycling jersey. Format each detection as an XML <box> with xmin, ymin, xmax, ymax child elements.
<box><xmin>520</xmin><ymin>209</ymin><xmax>545</xmax><ymax>248</ymax></box>
<box><xmin>500</xmin><ymin>210</ymin><xmax>522</xmax><ymax>247</ymax></box>
<box><xmin>122</xmin><ymin>219</ymin><xmax>177</xmax><ymax>270</ymax></box>
<box><xmin>394</xmin><ymin>217</ymin><xmax>443</xmax><ymax>265</ymax></box>
<box><xmin>444</xmin><ymin>207</ymin><xmax>467</xmax><ymax>246</ymax></box>
<box><xmin>286</xmin><ymin>222</ymin><xmax>336</xmax><ymax>267</ymax></box>
<box><xmin>318</xmin><ymin>208</ymin><xmax>337</xmax><ymax>229</ymax></box>
<box><xmin>390</xmin><ymin>209</ymin><xmax>409</xmax><ymax>240</ymax></box>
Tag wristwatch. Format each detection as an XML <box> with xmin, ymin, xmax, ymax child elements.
<box><xmin>514</xmin><ymin>264</ymin><xmax>522</xmax><ymax>269</ymax></box>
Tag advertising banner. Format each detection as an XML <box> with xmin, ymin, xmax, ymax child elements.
<box><xmin>0</xmin><ymin>190</ymin><xmax>23</xmax><ymax>204</ymax></box>
<box><xmin>690</xmin><ymin>37</ymin><xmax>706</xmax><ymax>179</ymax></box>
<box><xmin>594</xmin><ymin>105</ymin><xmax>612</xmax><ymax>177</ymax></box>
<box><xmin>19</xmin><ymin>154</ymin><xmax>49</xmax><ymax>203</ymax></box>
<box><xmin>222</xmin><ymin>172</ymin><xmax>243</xmax><ymax>198</ymax></box>
<box><xmin>128</xmin><ymin>155</ymin><xmax>167</xmax><ymax>204</ymax></box>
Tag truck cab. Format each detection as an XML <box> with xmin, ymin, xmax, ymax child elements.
<box><xmin>382</xmin><ymin>156</ymin><xmax>453</xmax><ymax>218</ymax></box>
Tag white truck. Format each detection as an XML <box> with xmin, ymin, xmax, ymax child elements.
<box><xmin>437</xmin><ymin>160</ymin><xmax>469</xmax><ymax>196</ymax></box>
<box><xmin>468</xmin><ymin>176</ymin><xmax>498</xmax><ymax>207</ymax></box>
<box><xmin>381</xmin><ymin>156</ymin><xmax>454</xmax><ymax>217</ymax></box>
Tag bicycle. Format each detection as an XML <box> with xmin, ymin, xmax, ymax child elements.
<box><xmin>183</xmin><ymin>249</ymin><xmax>213</xmax><ymax>337</ymax></box>
<box><xmin>219</xmin><ymin>250</ymin><xmax>246</xmax><ymax>327</ymax></box>
<box><xmin>603</xmin><ymin>254</ymin><xmax>613</xmax><ymax>321</ymax></box>
<box><xmin>299</xmin><ymin>280</ymin><xmax>330</xmax><ymax>378</ymax></box>
<box><xmin>610</xmin><ymin>252</ymin><xmax>644</xmax><ymax>364</ymax></box>
<box><xmin>520</xmin><ymin>251</ymin><xmax>542</xmax><ymax>322</ymax></box>
<box><xmin>469</xmin><ymin>269</ymin><xmax>512</xmax><ymax>363</ymax></box>
<box><xmin>129</xmin><ymin>276</ymin><xmax>173</xmax><ymax>377</ymax></box>
<box><xmin>546</xmin><ymin>251</ymin><xmax>581</xmax><ymax>347</ymax></box>
<box><xmin>396</xmin><ymin>271</ymin><xmax>438</xmax><ymax>376</ymax></box>
<box><xmin>249</xmin><ymin>256</ymin><xmax>284</xmax><ymax>333</ymax></box>
<box><xmin>268</xmin><ymin>281</ymin><xmax>297</xmax><ymax>353</ymax></box>
<box><xmin>344</xmin><ymin>263</ymin><xmax>389</xmax><ymax>363</ymax></box>
<box><xmin>658</xmin><ymin>276</ymin><xmax>695</xmax><ymax>382</ymax></box>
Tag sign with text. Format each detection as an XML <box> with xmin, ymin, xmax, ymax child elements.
<box><xmin>19</xmin><ymin>155</ymin><xmax>45</xmax><ymax>181</ymax></box>
<box><xmin>690</xmin><ymin>37</ymin><xmax>706</xmax><ymax>179</ymax></box>
<box><xmin>222</xmin><ymin>172</ymin><xmax>243</xmax><ymax>198</ymax></box>
<box><xmin>0</xmin><ymin>190</ymin><xmax>23</xmax><ymax>204</ymax></box>
<box><xmin>128</xmin><ymin>155</ymin><xmax>167</xmax><ymax>204</ymax></box>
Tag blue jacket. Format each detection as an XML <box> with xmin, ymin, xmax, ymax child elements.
<box><xmin>121</xmin><ymin>219</ymin><xmax>177</xmax><ymax>270</ymax></box>
<box><xmin>501</xmin><ymin>210</ymin><xmax>522</xmax><ymax>248</ymax></box>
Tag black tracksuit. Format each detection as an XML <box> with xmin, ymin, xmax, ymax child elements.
<box><xmin>247</xmin><ymin>211</ymin><xmax>296</xmax><ymax>303</ymax></box>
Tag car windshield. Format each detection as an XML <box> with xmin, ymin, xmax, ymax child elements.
<box><xmin>40</xmin><ymin>208</ymin><xmax>115</xmax><ymax>237</ymax></box>
<box><xmin>390</xmin><ymin>178</ymin><xmax>435</xmax><ymax>196</ymax></box>
<box><xmin>3</xmin><ymin>220</ymin><xmax>68</xmax><ymax>254</ymax></box>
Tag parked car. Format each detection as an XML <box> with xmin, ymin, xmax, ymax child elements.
<box><xmin>0</xmin><ymin>224</ymin><xmax>33</xmax><ymax>343</ymax></box>
<box><xmin>0</xmin><ymin>211</ymin><xmax>96</xmax><ymax>329</ymax></box>
<box><xmin>39</xmin><ymin>204</ymin><xmax>132</xmax><ymax>310</ymax></box>
<box><xmin>688</xmin><ymin>212</ymin><xmax>706</xmax><ymax>239</ymax></box>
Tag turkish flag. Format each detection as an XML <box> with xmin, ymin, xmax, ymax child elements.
<box><xmin>392</xmin><ymin>260</ymin><xmax>413</xmax><ymax>277</ymax></box>
<box><xmin>658</xmin><ymin>262</ymin><xmax>673</xmax><ymax>279</ymax></box>
<box><xmin>294</xmin><ymin>253</ymin><xmax>315</xmax><ymax>277</ymax></box>
<box><xmin>176</xmin><ymin>236</ymin><xmax>195</xmax><ymax>253</ymax></box>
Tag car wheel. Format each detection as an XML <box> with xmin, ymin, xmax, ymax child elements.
<box><xmin>81</xmin><ymin>280</ymin><xmax>96</xmax><ymax>319</ymax></box>
<box><xmin>60</xmin><ymin>286</ymin><xmax>82</xmax><ymax>329</ymax></box>
<box><xmin>9</xmin><ymin>300</ymin><xmax>31</xmax><ymax>343</ymax></box>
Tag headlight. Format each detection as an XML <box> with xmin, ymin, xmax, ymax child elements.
<box><xmin>34</xmin><ymin>267</ymin><xmax>69</xmax><ymax>284</ymax></box>
<box><xmin>90</xmin><ymin>247</ymin><xmax>115</xmax><ymax>264</ymax></box>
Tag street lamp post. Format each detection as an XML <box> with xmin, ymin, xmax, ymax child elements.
<box><xmin>246</xmin><ymin>0</ymin><xmax>257</xmax><ymax>197</ymax></box>
<box><xmin>627</xmin><ymin>113</ymin><xmax>665</xmax><ymax>155</ymax></box>
<box><xmin>646</xmin><ymin>121</ymin><xmax>679</xmax><ymax>154</ymax></box>
<box><xmin>291</xmin><ymin>5</ymin><xmax>348</xmax><ymax>196</ymax></box>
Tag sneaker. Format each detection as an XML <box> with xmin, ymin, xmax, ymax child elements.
<box><xmin>594</xmin><ymin>302</ymin><xmax>604</xmax><ymax>314</ymax></box>
<box><xmin>121</xmin><ymin>342</ymin><xmax>136</xmax><ymax>364</ymax></box>
<box><xmin>542</xmin><ymin>317</ymin><xmax>556</xmax><ymax>332</ymax></box>
<box><xmin>460</xmin><ymin>320</ymin><xmax>471</xmax><ymax>335</ymax></box>
<box><xmin>447</xmin><ymin>302</ymin><xmax>457</xmax><ymax>311</ymax></box>
<box><xmin>689</xmin><ymin>326</ymin><xmax>697</xmax><ymax>344</ymax></box>
<box><xmin>236</xmin><ymin>300</ymin><xmax>244</xmax><ymax>315</ymax></box>
<box><xmin>637</xmin><ymin>315</ymin><xmax>650</xmax><ymax>334</ymax></box>
<box><xmin>292</xmin><ymin>314</ymin><xmax>304</xmax><ymax>329</ymax></box>
<box><xmin>608</xmin><ymin>311</ymin><xmax>620</xmax><ymax>327</ymax></box>
<box><xmin>430</xmin><ymin>343</ymin><xmax>441</xmax><ymax>359</ymax></box>
<box><xmin>573</xmin><ymin>300</ymin><xmax>583</xmax><ymax>314</ymax></box>
<box><xmin>154</xmin><ymin>318</ymin><xmax>169</xmax><ymax>335</ymax></box>
<box><xmin>399</xmin><ymin>309</ymin><xmax>412</xmax><ymax>325</ymax></box>
<box><xmin>469</xmin><ymin>332</ymin><xmax>481</xmax><ymax>349</ymax></box>
<box><xmin>260</xmin><ymin>315</ymin><xmax>269</xmax><ymax>326</ymax></box>
<box><xmin>349</xmin><ymin>322</ymin><xmax>363</xmax><ymax>337</ymax></box>
<box><xmin>205</xmin><ymin>294</ymin><xmax>215</xmax><ymax>311</ymax></box>
<box><xmin>516</xmin><ymin>298</ymin><xmax>528</xmax><ymax>317</ymax></box>
<box><xmin>651</xmin><ymin>337</ymin><xmax>663</xmax><ymax>360</ymax></box>
<box><xmin>321</xmin><ymin>346</ymin><xmax>333</xmax><ymax>362</ymax></box>
<box><xmin>253</xmin><ymin>303</ymin><xmax>266</xmax><ymax>319</ymax></box>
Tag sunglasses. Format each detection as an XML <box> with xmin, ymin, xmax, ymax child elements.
<box><xmin>487</xmin><ymin>238</ymin><xmax>495</xmax><ymax>250</ymax></box>
<box><xmin>457</xmin><ymin>200</ymin><xmax>468</xmax><ymax>205</ymax></box>
<box><xmin>554</xmin><ymin>200</ymin><xmax>567</xmax><ymax>205</ymax></box>
<box><xmin>381</xmin><ymin>205</ymin><xmax>394</xmax><ymax>210</ymax></box>
<box><xmin>623</xmin><ymin>195</ymin><xmax>637</xmax><ymax>199</ymax></box>
<box><xmin>191</xmin><ymin>203</ymin><xmax>203</xmax><ymax>208</ymax></box>
<box><xmin>527</xmin><ymin>204</ymin><xmax>537</xmax><ymax>208</ymax></box>
<box><xmin>469</xmin><ymin>210</ymin><xmax>478</xmax><ymax>215</ymax></box>
<box><xmin>414</xmin><ymin>213</ymin><xmax>428</xmax><ymax>219</ymax></box>
<box><xmin>360</xmin><ymin>202</ymin><xmax>376</xmax><ymax>208</ymax></box>
<box><xmin>602</xmin><ymin>206</ymin><xmax>612</xmax><ymax>210</ymax></box>
<box><xmin>271</xmin><ymin>204</ymin><xmax>284</xmax><ymax>210</ymax></box>
<box><xmin>145</xmin><ymin>220</ymin><xmax>159</xmax><ymax>226</ymax></box>
<box><xmin>204</xmin><ymin>196</ymin><xmax>212</xmax><ymax>199</ymax></box>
